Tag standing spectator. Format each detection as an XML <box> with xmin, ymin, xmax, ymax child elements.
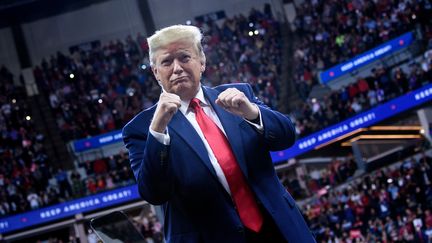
<box><xmin>55</xmin><ymin>168</ymin><xmax>72</xmax><ymax>199</ymax></box>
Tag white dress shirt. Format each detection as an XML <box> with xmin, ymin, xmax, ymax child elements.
<box><xmin>150</xmin><ymin>88</ymin><xmax>263</xmax><ymax>195</ymax></box>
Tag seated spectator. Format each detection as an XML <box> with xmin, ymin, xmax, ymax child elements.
<box><xmin>303</xmin><ymin>151</ymin><xmax>432</xmax><ymax>242</ymax></box>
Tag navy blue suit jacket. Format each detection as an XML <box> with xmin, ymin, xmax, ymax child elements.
<box><xmin>123</xmin><ymin>83</ymin><xmax>315</xmax><ymax>243</ymax></box>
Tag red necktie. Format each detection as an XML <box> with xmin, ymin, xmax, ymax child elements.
<box><xmin>190</xmin><ymin>98</ymin><xmax>263</xmax><ymax>232</ymax></box>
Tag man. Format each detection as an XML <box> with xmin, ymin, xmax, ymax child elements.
<box><xmin>123</xmin><ymin>24</ymin><xmax>315</xmax><ymax>243</ymax></box>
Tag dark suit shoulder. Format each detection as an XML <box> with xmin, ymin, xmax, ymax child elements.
<box><xmin>122</xmin><ymin>104</ymin><xmax>157</xmax><ymax>135</ymax></box>
<box><xmin>213</xmin><ymin>83</ymin><xmax>252</xmax><ymax>93</ymax></box>
<box><xmin>206</xmin><ymin>84</ymin><xmax>254</xmax><ymax>101</ymax></box>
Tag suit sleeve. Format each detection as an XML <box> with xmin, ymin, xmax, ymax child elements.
<box><xmin>122</xmin><ymin>124</ymin><xmax>173</xmax><ymax>205</ymax></box>
<box><xmin>243</xmin><ymin>83</ymin><xmax>296</xmax><ymax>151</ymax></box>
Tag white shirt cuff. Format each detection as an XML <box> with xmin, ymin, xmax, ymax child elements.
<box><xmin>149</xmin><ymin>127</ymin><xmax>171</xmax><ymax>145</ymax></box>
<box><xmin>244</xmin><ymin>104</ymin><xmax>263</xmax><ymax>132</ymax></box>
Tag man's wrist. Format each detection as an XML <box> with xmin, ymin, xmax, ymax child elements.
<box><xmin>150</xmin><ymin>117</ymin><xmax>168</xmax><ymax>133</ymax></box>
<box><xmin>244</xmin><ymin>104</ymin><xmax>260</xmax><ymax>121</ymax></box>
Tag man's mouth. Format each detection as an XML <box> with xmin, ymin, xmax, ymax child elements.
<box><xmin>172</xmin><ymin>77</ymin><xmax>188</xmax><ymax>84</ymax></box>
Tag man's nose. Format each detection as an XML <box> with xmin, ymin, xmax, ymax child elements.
<box><xmin>173</xmin><ymin>59</ymin><xmax>183</xmax><ymax>74</ymax></box>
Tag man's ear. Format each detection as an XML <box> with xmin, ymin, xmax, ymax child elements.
<box><xmin>200</xmin><ymin>61</ymin><xmax>206</xmax><ymax>73</ymax></box>
<box><xmin>152</xmin><ymin>66</ymin><xmax>160</xmax><ymax>83</ymax></box>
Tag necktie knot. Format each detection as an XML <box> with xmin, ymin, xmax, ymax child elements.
<box><xmin>190</xmin><ymin>98</ymin><xmax>202</xmax><ymax>112</ymax></box>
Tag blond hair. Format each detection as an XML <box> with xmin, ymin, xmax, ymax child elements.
<box><xmin>147</xmin><ymin>24</ymin><xmax>205</xmax><ymax>66</ymax></box>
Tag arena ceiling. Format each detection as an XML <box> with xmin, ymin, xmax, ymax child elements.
<box><xmin>0</xmin><ymin>0</ymin><xmax>108</xmax><ymax>28</ymax></box>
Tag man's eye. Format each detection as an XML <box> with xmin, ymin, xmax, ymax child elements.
<box><xmin>161</xmin><ymin>60</ymin><xmax>171</xmax><ymax>66</ymax></box>
<box><xmin>182</xmin><ymin>55</ymin><xmax>191</xmax><ymax>62</ymax></box>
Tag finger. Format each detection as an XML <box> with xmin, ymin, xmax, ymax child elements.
<box><xmin>161</xmin><ymin>92</ymin><xmax>181</xmax><ymax>101</ymax></box>
<box><xmin>215</xmin><ymin>98</ymin><xmax>227</xmax><ymax>109</ymax></box>
<box><xmin>230</xmin><ymin>93</ymin><xmax>246</xmax><ymax>108</ymax></box>
<box><xmin>162</xmin><ymin>100</ymin><xmax>181</xmax><ymax>110</ymax></box>
<box><xmin>166</xmin><ymin>104</ymin><xmax>179</xmax><ymax>115</ymax></box>
<box><xmin>218</xmin><ymin>88</ymin><xmax>238</xmax><ymax>107</ymax></box>
<box><xmin>160</xmin><ymin>93</ymin><xmax>181</xmax><ymax>106</ymax></box>
<box><xmin>224</xmin><ymin>90</ymin><xmax>245</xmax><ymax>108</ymax></box>
<box><xmin>217</xmin><ymin>88</ymin><xmax>236</xmax><ymax>100</ymax></box>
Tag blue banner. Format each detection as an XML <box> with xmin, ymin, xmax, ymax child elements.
<box><xmin>73</xmin><ymin>130</ymin><xmax>123</xmax><ymax>152</ymax></box>
<box><xmin>271</xmin><ymin>83</ymin><xmax>432</xmax><ymax>163</ymax></box>
<box><xmin>0</xmin><ymin>185</ymin><xmax>140</xmax><ymax>234</ymax></box>
<box><xmin>319</xmin><ymin>32</ymin><xmax>413</xmax><ymax>84</ymax></box>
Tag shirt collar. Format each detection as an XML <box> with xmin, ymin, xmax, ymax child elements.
<box><xmin>179</xmin><ymin>86</ymin><xmax>208</xmax><ymax>115</ymax></box>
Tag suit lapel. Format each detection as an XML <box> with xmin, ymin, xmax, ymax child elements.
<box><xmin>203</xmin><ymin>86</ymin><xmax>249</xmax><ymax>179</ymax></box>
<box><xmin>168</xmin><ymin>111</ymin><xmax>219</xmax><ymax>181</ymax></box>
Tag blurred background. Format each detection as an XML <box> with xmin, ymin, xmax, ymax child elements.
<box><xmin>0</xmin><ymin>0</ymin><xmax>431</xmax><ymax>242</ymax></box>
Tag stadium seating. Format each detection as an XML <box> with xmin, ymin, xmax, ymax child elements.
<box><xmin>302</xmin><ymin>151</ymin><xmax>432</xmax><ymax>241</ymax></box>
<box><xmin>1</xmin><ymin>3</ymin><xmax>432</xmax><ymax>242</ymax></box>
<box><xmin>0</xmin><ymin>67</ymin><xmax>135</xmax><ymax>217</ymax></box>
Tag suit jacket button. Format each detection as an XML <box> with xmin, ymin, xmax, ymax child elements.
<box><xmin>237</xmin><ymin>226</ymin><xmax>244</xmax><ymax>233</ymax></box>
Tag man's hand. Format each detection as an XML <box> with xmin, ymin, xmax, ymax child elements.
<box><xmin>215</xmin><ymin>88</ymin><xmax>259</xmax><ymax>121</ymax></box>
<box><xmin>151</xmin><ymin>92</ymin><xmax>181</xmax><ymax>133</ymax></box>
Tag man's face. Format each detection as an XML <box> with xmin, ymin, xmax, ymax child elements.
<box><xmin>152</xmin><ymin>41</ymin><xmax>205</xmax><ymax>101</ymax></box>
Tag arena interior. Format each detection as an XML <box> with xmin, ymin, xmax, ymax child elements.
<box><xmin>0</xmin><ymin>0</ymin><xmax>431</xmax><ymax>242</ymax></box>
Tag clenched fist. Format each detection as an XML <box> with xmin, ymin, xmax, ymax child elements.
<box><xmin>215</xmin><ymin>88</ymin><xmax>259</xmax><ymax>121</ymax></box>
<box><xmin>151</xmin><ymin>92</ymin><xmax>181</xmax><ymax>133</ymax></box>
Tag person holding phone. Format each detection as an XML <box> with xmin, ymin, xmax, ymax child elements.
<box><xmin>122</xmin><ymin>24</ymin><xmax>315</xmax><ymax>243</ymax></box>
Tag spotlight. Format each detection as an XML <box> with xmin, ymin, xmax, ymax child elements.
<box><xmin>25</xmin><ymin>116</ymin><xmax>31</xmax><ymax>121</ymax></box>
<box><xmin>69</xmin><ymin>73</ymin><xmax>75</xmax><ymax>79</ymax></box>
<box><xmin>98</xmin><ymin>99</ymin><xmax>103</xmax><ymax>104</ymax></box>
<box><xmin>387</xmin><ymin>178</ymin><xmax>393</xmax><ymax>184</ymax></box>
<box><xmin>254</xmin><ymin>30</ymin><xmax>259</xmax><ymax>35</ymax></box>
<box><xmin>248</xmin><ymin>31</ymin><xmax>253</xmax><ymax>37</ymax></box>
<box><xmin>141</xmin><ymin>64</ymin><xmax>147</xmax><ymax>70</ymax></box>
<box><xmin>249</xmin><ymin>22</ymin><xmax>254</xmax><ymax>27</ymax></box>
<box><xmin>186</xmin><ymin>20</ymin><xmax>192</xmax><ymax>25</ymax></box>
<box><xmin>127</xmin><ymin>88</ymin><xmax>135</xmax><ymax>96</ymax></box>
<box><xmin>12</xmin><ymin>99</ymin><xmax>16</xmax><ymax>104</ymax></box>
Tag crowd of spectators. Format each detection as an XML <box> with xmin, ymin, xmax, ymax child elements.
<box><xmin>198</xmin><ymin>7</ymin><xmax>282</xmax><ymax>108</ymax></box>
<box><xmin>307</xmin><ymin>156</ymin><xmax>358</xmax><ymax>194</ymax></box>
<box><xmin>3</xmin><ymin>2</ymin><xmax>432</xmax><ymax>241</ymax></box>
<box><xmin>303</xmin><ymin>151</ymin><xmax>432</xmax><ymax>242</ymax></box>
<box><xmin>0</xmin><ymin>65</ymin><xmax>55</xmax><ymax>217</ymax></box>
<box><xmin>0</xmin><ymin>65</ymin><xmax>136</xmax><ymax>218</ymax></box>
<box><xmin>292</xmin><ymin>0</ymin><xmax>431</xmax><ymax>100</ymax></box>
<box><xmin>33</xmin><ymin>36</ymin><xmax>157</xmax><ymax>142</ymax></box>
<box><xmin>293</xmin><ymin>58</ymin><xmax>432</xmax><ymax>138</ymax></box>
<box><xmin>290</xmin><ymin>0</ymin><xmax>432</xmax><ymax>138</ymax></box>
<box><xmin>0</xmin><ymin>150</ymin><xmax>135</xmax><ymax>218</ymax></box>
<box><xmin>77</xmin><ymin>151</ymin><xmax>135</xmax><ymax>198</ymax></box>
<box><xmin>33</xmin><ymin>7</ymin><xmax>282</xmax><ymax>142</ymax></box>
<box><xmin>279</xmin><ymin>155</ymin><xmax>358</xmax><ymax>200</ymax></box>
<box><xmin>132</xmin><ymin>212</ymin><xmax>164</xmax><ymax>243</ymax></box>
